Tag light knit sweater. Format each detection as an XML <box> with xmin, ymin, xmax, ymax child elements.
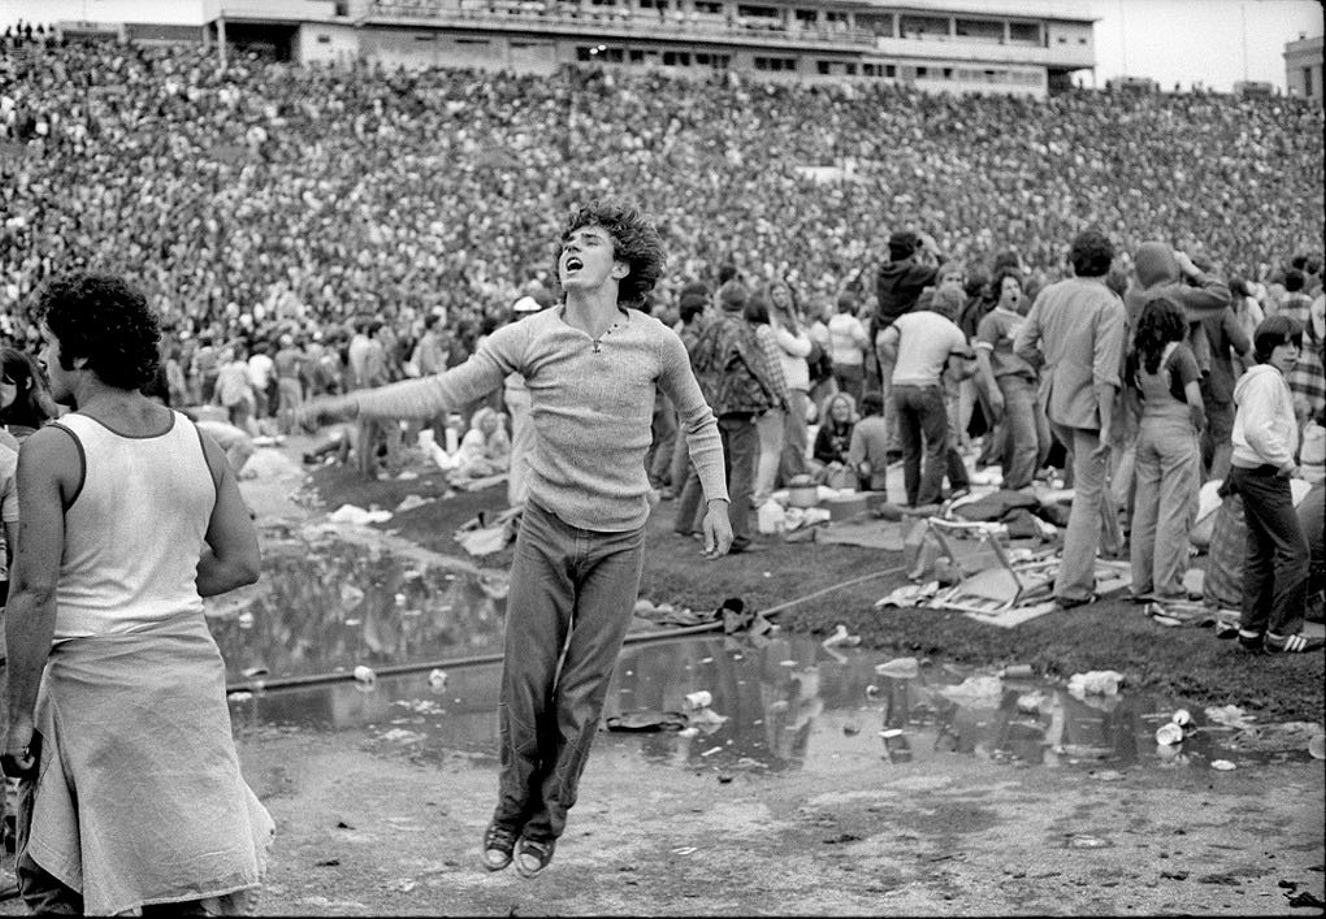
<box><xmin>352</xmin><ymin>306</ymin><xmax>728</xmax><ymax>531</ymax></box>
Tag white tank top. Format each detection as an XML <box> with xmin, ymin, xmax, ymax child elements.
<box><xmin>53</xmin><ymin>411</ymin><xmax>216</xmax><ymax>640</ymax></box>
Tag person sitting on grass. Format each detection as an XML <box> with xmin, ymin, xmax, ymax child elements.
<box><xmin>452</xmin><ymin>406</ymin><xmax>510</xmax><ymax>481</ymax></box>
<box><xmin>847</xmin><ymin>392</ymin><xmax>890</xmax><ymax>494</ymax></box>
<box><xmin>1227</xmin><ymin>314</ymin><xmax>1321</xmax><ymax>654</ymax></box>
<box><xmin>809</xmin><ymin>392</ymin><xmax>857</xmax><ymax>488</ymax></box>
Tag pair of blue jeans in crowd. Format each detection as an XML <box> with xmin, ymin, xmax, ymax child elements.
<box><xmin>1129</xmin><ymin>402</ymin><xmax>1201</xmax><ymax>601</ymax></box>
<box><xmin>674</xmin><ymin>413</ymin><xmax>756</xmax><ymax>550</ymax></box>
<box><xmin>892</xmin><ymin>383</ymin><xmax>968</xmax><ymax>507</ymax></box>
<box><xmin>1224</xmin><ymin>465</ymin><xmax>1310</xmax><ymax>640</ymax></box>
<box><xmin>492</xmin><ymin>498</ymin><xmax>646</xmax><ymax>844</ymax></box>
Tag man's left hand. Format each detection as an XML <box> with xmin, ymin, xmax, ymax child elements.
<box><xmin>701</xmin><ymin>501</ymin><xmax>734</xmax><ymax>558</ymax></box>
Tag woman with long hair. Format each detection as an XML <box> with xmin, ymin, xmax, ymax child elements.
<box><xmin>1125</xmin><ymin>297</ymin><xmax>1205</xmax><ymax>603</ymax></box>
<box><xmin>765</xmin><ymin>279</ymin><xmax>812</xmax><ymax>484</ymax></box>
<box><xmin>0</xmin><ymin>348</ymin><xmax>60</xmax><ymax>442</ymax></box>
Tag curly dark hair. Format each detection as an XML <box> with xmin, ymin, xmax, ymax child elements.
<box><xmin>1068</xmin><ymin>229</ymin><xmax>1115</xmax><ymax>278</ymax></box>
<box><xmin>560</xmin><ymin>200</ymin><xmax>666</xmax><ymax>309</ymax></box>
<box><xmin>36</xmin><ymin>272</ymin><xmax>161</xmax><ymax>391</ymax></box>
<box><xmin>1133</xmin><ymin>296</ymin><xmax>1188</xmax><ymax>375</ymax></box>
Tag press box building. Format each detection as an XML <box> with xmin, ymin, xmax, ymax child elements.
<box><xmin>54</xmin><ymin>0</ymin><xmax>1097</xmax><ymax>97</ymax></box>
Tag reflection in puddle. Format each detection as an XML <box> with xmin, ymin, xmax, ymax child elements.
<box><xmin>205</xmin><ymin>530</ymin><xmax>507</xmax><ymax>682</ymax></box>
<box><xmin>226</xmin><ymin>623</ymin><xmax>1315</xmax><ymax>775</ymax></box>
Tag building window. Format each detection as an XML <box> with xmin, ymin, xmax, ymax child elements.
<box><xmin>817</xmin><ymin>60</ymin><xmax>831</xmax><ymax>75</ymax></box>
<box><xmin>885</xmin><ymin>64</ymin><xmax>895</xmax><ymax>77</ymax></box>
<box><xmin>954</xmin><ymin>18</ymin><xmax>1001</xmax><ymax>41</ymax></box>
<box><xmin>629</xmin><ymin>49</ymin><xmax>644</xmax><ymax>62</ymax></box>
<box><xmin>662</xmin><ymin>50</ymin><xmax>691</xmax><ymax>65</ymax></box>
<box><xmin>917</xmin><ymin>66</ymin><xmax>928</xmax><ymax>78</ymax></box>
<box><xmin>899</xmin><ymin>14</ymin><xmax>948</xmax><ymax>39</ymax></box>
<box><xmin>317</xmin><ymin>34</ymin><xmax>332</xmax><ymax>44</ymax></box>
<box><xmin>693</xmin><ymin>0</ymin><xmax>721</xmax><ymax>12</ymax></box>
<box><xmin>577</xmin><ymin>45</ymin><xmax>592</xmax><ymax>61</ymax></box>
<box><xmin>855</xmin><ymin>12</ymin><xmax>892</xmax><ymax>36</ymax></box>
<box><xmin>1008</xmin><ymin>21</ymin><xmax>1039</xmax><ymax>43</ymax></box>
<box><xmin>844</xmin><ymin>62</ymin><xmax>857</xmax><ymax>75</ymax></box>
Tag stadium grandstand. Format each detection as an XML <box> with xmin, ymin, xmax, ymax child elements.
<box><xmin>47</xmin><ymin>0</ymin><xmax>1096</xmax><ymax>96</ymax></box>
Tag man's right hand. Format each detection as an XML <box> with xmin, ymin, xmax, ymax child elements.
<box><xmin>296</xmin><ymin>396</ymin><xmax>358</xmax><ymax>429</ymax></box>
<box><xmin>987</xmin><ymin>390</ymin><xmax>1005</xmax><ymax>421</ymax></box>
<box><xmin>2</xmin><ymin>716</ymin><xmax>36</xmax><ymax>781</ymax></box>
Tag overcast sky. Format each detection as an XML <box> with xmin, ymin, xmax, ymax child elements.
<box><xmin>2</xmin><ymin>0</ymin><xmax>1323</xmax><ymax>92</ymax></box>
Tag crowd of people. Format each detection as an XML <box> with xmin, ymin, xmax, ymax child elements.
<box><xmin>0</xmin><ymin>24</ymin><xmax>1323</xmax><ymax>910</ymax></box>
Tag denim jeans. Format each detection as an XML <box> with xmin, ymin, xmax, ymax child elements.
<box><xmin>779</xmin><ymin>390</ymin><xmax>810</xmax><ymax>481</ymax></box>
<box><xmin>874</xmin><ymin>333</ymin><xmax>900</xmax><ymax>453</ymax></box>
<box><xmin>1052</xmin><ymin>423</ymin><xmax>1110</xmax><ymax>603</ymax></box>
<box><xmin>493</xmin><ymin>499</ymin><xmax>646</xmax><ymax>843</ymax></box>
<box><xmin>1129</xmin><ymin>410</ymin><xmax>1200</xmax><ymax>598</ymax></box>
<box><xmin>1226</xmin><ymin>465</ymin><xmax>1309</xmax><ymax>638</ymax></box>
<box><xmin>676</xmin><ymin>413</ymin><xmax>756</xmax><ymax>546</ymax></box>
<box><xmin>892</xmin><ymin>383</ymin><xmax>948</xmax><ymax>506</ymax></box>
<box><xmin>997</xmin><ymin>375</ymin><xmax>1049</xmax><ymax>490</ymax></box>
<box><xmin>754</xmin><ymin>408</ymin><xmax>784</xmax><ymax>504</ymax></box>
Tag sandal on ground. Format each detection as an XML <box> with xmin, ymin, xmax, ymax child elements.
<box><xmin>482</xmin><ymin>822</ymin><xmax>519</xmax><ymax>872</ymax></box>
<box><xmin>514</xmin><ymin>837</ymin><xmax>556</xmax><ymax>879</ymax></box>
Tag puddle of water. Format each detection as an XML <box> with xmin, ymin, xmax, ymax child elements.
<box><xmin>226</xmin><ymin>627</ymin><xmax>1317</xmax><ymax>775</ymax></box>
<box><xmin>219</xmin><ymin>531</ymin><xmax>1318</xmax><ymax>774</ymax></box>
<box><xmin>205</xmin><ymin>531</ymin><xmax>508</xmax><ymax>682</ymax></box>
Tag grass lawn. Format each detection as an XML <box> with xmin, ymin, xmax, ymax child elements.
<box><xmin>309</xmin><ymin>464</ymin><xmax>1324</xmax><ymax>726</ymax></box>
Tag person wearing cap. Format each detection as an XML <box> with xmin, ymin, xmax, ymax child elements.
<box><xmin>300</xmin><ymin>201</ymin><xmax>732</xmax><ymax>879</ymax></box>
<box><xmin>874</xmin><ymin>229</ymin><xmax>943</xmax><ymax>458</ymax></box>
<box><xmin>1014</xmin><ymin>229</ymin><xmax>1128</xmax><ymax>610</ymax></box>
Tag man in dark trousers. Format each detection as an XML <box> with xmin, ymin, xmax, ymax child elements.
<box><xmin>874</xmin><ymin>229</ymin><xmax>943</xmax><ymax>456</ymax></box>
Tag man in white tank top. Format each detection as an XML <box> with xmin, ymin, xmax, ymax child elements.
<box><xmin>2</xmin><ymin>272</ymin><xmax>274</xmax><ymax>915</ymax></box>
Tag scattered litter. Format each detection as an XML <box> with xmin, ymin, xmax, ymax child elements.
<box><xmin>1091</xmin><ymin>769</ymin><xmax>1125</xmax><ymax>781</ymax></box>
<box><xmin>842</xmin><ymin>722</ymin><xmax>860</xmax><ymax>736</ymax></box>
<box><xmin>228</xmin><ymin>691</ymin><xmax>253</xmax><ymax>703</ymax></box>
<box><xmin>1310</xmin><ymin>735</ymin><xmax>1325</xmax><ymax>760</ymax></box>
<box><xmin>1000</xmin><ymin>664</ymin><xmax>1034</xmax><ymax>679</ymax></box>
<box><xmin>1067</xmin><ymin>670</ymin><xmax>1124</xmax><ymax>697</ymax></box>
<box><xmin>353</xmin><ymin>665</ymin><xmax>377</xmax><ymax>684</ymax></box>
<box><xmin>938</xmin><ymin>675</ymin><xmax>1003</xmax><ymax>702</ymax></box>
<box><xmin>1205</xmin><ymin>705</ymin><xmax>1256</xmax><ymax>730</ymax></box>
<box><xmin>874</xmin><ymin>657</ymin><xmax>920</xmax><ymax>679</ymax></box>
<box><xmin>879</xmin><ymin>728</ymin><xmax>904</xmax><ymax>739</ymax></box>
<box><xmin>329</xmin><ymin>504</ymin><xmax>393</xmax><ymax>526</ymax></box>
<box><xmin>699</xmin><ymin>746</ymin><xmax>724</xmax><ymax>757</ymax></box>
<box><xmin>395</xmin><ymin>494</ymin><xmax>433</xmax><ymax>513</ymax></box>
<box><xmin>387</xmin><ymin>878</ymin><xmax>417</xmax><ymax>893</ymax></box>
<box><xmin>677</xmin><ymin>727</ymin><xmax>698</xmax><ymax>738</ymax></box>
<box><xmin>684</xmin><ymin>690</ymin><xmax>713</xmax><ymax>710</ymax></box>
<box><xmin>340</xmin><ymin>584</ymin><xmax>365</xmax><ymax>606</ymax></box>
<box><xmin>604</xmin><ymin>711</ymin><xmax>688</xmax><ymax>732</ymax></box>
<box><xmin>672</xmin><ymin>847</ymin><xmax>698</xmax><ymax>856</ymax></box>
<box><xmin>241</xmin><ymin>666</ymin><xmax>269</xmax><ymax>678</ymax></box>
<box><xmin>1016</xmin><ymin>691</ymin><xmax>1049</xmax><ymax>714</ymax></box>
<box><xmin>238</xmin><ymin>611</ymin><xmax>254</xmax><ymax>629</ymax></box>
<box><xmin>876</xmin><ymin>582</ymin><xmax>940</xmax><ymax>608</ymax></box>
<box><xmin>1155</xmin><ymin>723</ymin><xmax>1185</xmax><ymax>746</ymax></box>
<box><xmin>1171</xmin><ymin>709</ymin><xmax>1191</xmax><ymax>728</ymax></box>
<box><xmin>1210</xmin><ymin>759</ymin><xmax>1237</xmax><ymax>771</ymax></box>
<box><xmin>378</xmin><ymin>728</ymin><xmax>425</xmax><ymax>744</ymax></box>
<box><xmin>428</xmin><ymin>669</ymin><xmax>448</xmax><ymax>690</ymax></box>
<box><xmin>865</xmin><ymin>684</ymin><xmax>882</xmax><ymax>701</ymax></box>
<box><xmin>687</xmin><ymin>708</ymin><xmax>729</xmax><ymax>731</ymax></box>
<box><xmin>821</xmin><ymin>624</ymin><xmax>861</xmax><ymax>649</ymax></box>
<box><xmin>1066</xmin><ymin>834</ymin><xmax>1112</xmax><ymax>849</ymax></box>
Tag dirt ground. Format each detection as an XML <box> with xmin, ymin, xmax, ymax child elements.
<box><xmin>3</xmin><ymin>437</ymin><xmax>1320</xmax><ymax>916</ymax></box>
<box><xmin>243</xmin><ymin>727</ymin><xmax>1323</xmax><ymax>916</ymax></box>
